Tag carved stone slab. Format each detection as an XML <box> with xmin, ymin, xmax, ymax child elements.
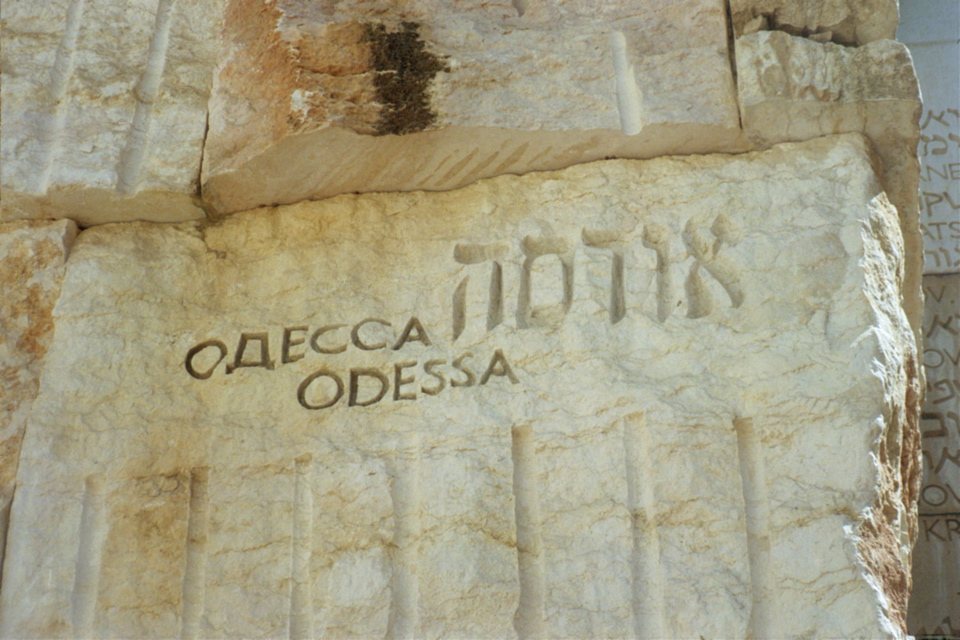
<box><xmin>909</xmin><ymin>273</ymin><xmax>960</xmax><ymax>636</ymax></box>
<box><xmin>0</xmin><ymin>219</ymin><xmax>76</xmax><ymax>586</ymax></box>
<box><xmin>0</xmin><ymin>0</ymin><xmax>220</xmax><ymax>225</ymax></box>
<box><xmin>0</xmin><ymin>134</ymin><xmax>918</xmax><ymax>638</ymax></box>
<box><xmin>201</xmin><ymin>0</ymin><xmax>746</xmax><ymax>215</ymax></box>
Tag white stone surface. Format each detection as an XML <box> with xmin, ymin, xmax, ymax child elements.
<box><xmin>0</xmin><ymin>0</ymin><xmax>221</xmax><ymax>225</ymax></box>
<box><xmin>735</xmin><ymin>29</ymin><xmax>925</xmax><ymax>352</ymax></box>
<box><xmin>730</xmin><ymin>0</ymin><xmax>898</xmax><ymax>45</ymax></box>
<box><xmin>0</xmin><ymin>135</ymin><xmax>918</xmax><ymax>638</ymax></box>
<box><xmin>0</xmin><ymin>219</ymin><xmax>77</xmax><ymax>587</ymax></box>
<box><xmin>201</xmin><ymin>0</ymin><xmax>746</xmax><ymax>215</ymax></box>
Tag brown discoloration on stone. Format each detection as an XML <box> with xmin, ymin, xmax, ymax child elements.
<box><xmin>364</xmin><ymin>21</ymin><xmax>448</xmax><ymax>136</ymax></box>
<box><xmin>288</xmin><ymin>22</ymin><xmax>380</xmax><ymax>136</ymax></box>
<box><xmin>0</xmin><ymin>219</ymin><xmax>75</xmax><ymax>581</ymax></box>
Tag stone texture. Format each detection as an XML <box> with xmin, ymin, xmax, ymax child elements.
<box><xmin>908</xmin><ymin>273</ymin><xmax>960</xmax><ymax>635</ymax></box>
<box><xmin>0</xmin><ymin>219</ymin><xmax>77</xmax><ymax>586</ymax></box>
<box><xmin>730</xmin><ymin>0</ymin><xmax>898</xmax><ymax>45</ymax></box>
<box><xmin>0</xmin><ymin>0</ymin><xmax>221</xmax><ymax>226</ymax></box>
<box><xmin>200</xmin><ymin>0</ymin><xmax>746</xmax><ymax>215</ymax></box>
<box><xmin>0</xmin><ymin>135</ymin><xmax>920</xmax><ymax>638</ymax></box>
<box><xmin>735</xmin><ymin>30</ymin><xmax>924</xmax><ymax>353</ymax></box>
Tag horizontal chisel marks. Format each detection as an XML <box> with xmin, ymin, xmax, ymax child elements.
<box><xmin>72</xmin><ymin>473</ymin><xmax>107</xmax><ymax>639</ymax></box>
<box><xmin>623</xmin><ymin>413</ymin><xmax>664</xmax><ymax>639</ymax></box>
<box><xmin>34</xmin><ymin>0</ymin><xmax>86</xmax><ymax>194</ymax></box>
<box><xmin>386</xmin><ymin>439</ymin><xmax>422</xmax><ymax>640</ymax></box>
<box><xmin>116</xmin><ymin>0</ymin><xmax>177</xmax><ymax>196</ymax></box>
<box><xmin>511</xmin><ymin>425</ymin><xmax>545</xmax><ymax>640</ymax></box>
<box><xmin>734</xmin><ymin>417</ymin><xmax>772</xmax><ymax>639</ymax></box>
<box><xmin>289</xmin><ymin>454</ymin><xmax>315</xmax><ymax>640</ymax></box>
<box><xmin>180</xmin><ymin>467</ymin><xmax>210</xmax><ymax>640</ymax></box>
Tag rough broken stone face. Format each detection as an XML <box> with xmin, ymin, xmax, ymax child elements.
<box><xmin>0</xmin><ymin>0</ymin><xmax>221</xmax><ymax>225</ymax></box>
<box><xmin>730</xmin><ymin>0</ymin><xmax>898</xmax><ymax>45</ymax></box>
<box><xmin>0</xmin><ymin>135</ymin><xmax>919</xmax><ymax>638</ymax></box>
<box><xmin>201</xmin><ymin>0</ymin><xmax>746</xmax><ymax>215</ymax></box>
<box><xmin>0</xmin><ymin>219</ymin><xmax>76</xmax><ymax>584</ymax></box>
<box><xmin>735</xmin><ymin>29</ymin><xmax>924</xmax><ymax>353</ymax></box>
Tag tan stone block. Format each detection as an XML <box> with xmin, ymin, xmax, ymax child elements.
<box><xmin>0</xmin><ymin>219</ymin><xmax>76</xmax><ymax>582</ymax></box>
<box><xmin>0</xmin><ymin>0</ymin><xmax>221</xmax><ymax>225</ymax></box>
<box><xmin>201</xmin><ymin>0</ymin><xmax>747</xmax><ymax>215</ymax></box>
<box><xmin>730</xmin><ymin>0</ymin><xmax>898</xmax><ymax>45</ymax></box>
<box><xmin>735</xmin><ymin>30</ymin><xmax>924</xmax><ymax>357</ymax></box>
<box><xmin>0</xmin><ymin>135</ymin><xmax>919</xmax><ymax>638</ymax></box>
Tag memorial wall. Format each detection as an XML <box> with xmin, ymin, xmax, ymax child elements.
<box><xmin>0</xmin><ymin>0</ymin><xmax>941</xmax><ymax>638</ymax></box>
<box><xmin>899</xmin><ymin>1</ymin><xmax>960</xmax><ymax>636</ymax></box>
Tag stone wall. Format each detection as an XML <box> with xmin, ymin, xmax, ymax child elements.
<box><xmin>0</xmin><ymin>1</ymin><xmax>933</xmax><ymax>638</ymax></box>
<box><xmin>899</xmin><ymin>0</ymin><xmax>960</xmax><ymax>636</ymax></box>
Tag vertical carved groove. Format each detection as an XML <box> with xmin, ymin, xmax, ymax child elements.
<box><xmin>386</xmin><ymin>439</ymin><xmax>421</xmax><ymax>640</ymax></box>
<box><xmin>452</xmin><ymin>277</ymin><xmax>468</xmax><ymax>341</ymax></box>
<box><xmin>623</xmin><ymin>413</ymin><xmax>664</xmax><ymax>638</ymax></box>
<box><xmin>116</xmin><ymin>0</ymin><xmax>177</xmax><ymax>195</ymax></box>
<box><xmin>610</xmin><ymin>31</ymin><xmax>643</xmax><ymax>136</ymax></box>
<box><xmin>34</xmin><ymin>0</ymin><xmax>86</xmax><ymax>193</ymax></box>
<box><xmin>487</xmin><ymin>261</ymin><xmax>504</xmax><ymax>330</ymax></box>
<box><xmin>72</xmin><ymin>473</ymin><xmax>107</xmax><ymax>639</ymax></box>
<box><xmin>518</xmin><ymin>236</ymin><xmax>574</xmax><ymax>329</ymax></box>
<box><xmin>582</xmin><ymin>230</ymin><xmax>627</xmax><ymax>324</ymax></box>
<box><xmin>289</xmin><ymin>454</ymin><xmax>315</xmax><ymax>640</ymax></box>
<box><xmin>180</xmin><ymin>467</ymin><xmax>210</xmax><ymax>640</ymax></box>
<box><xmin>511</xmin><ymin>425</ymin><xmax>545</xmax><ymax>640</ymax></box>
<box><xmin>642</xmin><ymin>223</ymin><xmax>674</xmax><ymax>323</ymax></box>
<box><xmin>610</xmin><ymin>251</ymin><xmax>626</xmax><ymax>323</ymax></box>
<box><xmin>734</xmin><ymin>417</ymin><xmax>772</xmax><ymax>639</ymax></box>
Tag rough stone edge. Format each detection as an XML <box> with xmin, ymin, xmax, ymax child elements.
<box><xmin>0</xmin><ymin>218</ymin><xmax>78</xmax><ymax>589</ymax></box>
<box><xmin>854</xmin><ymin>190</ymin><xmax>923</xmax><ymax>638</ymax></box>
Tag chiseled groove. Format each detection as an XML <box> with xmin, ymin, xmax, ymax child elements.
<box><xmin>623</xmin><ymin>413</ymin><xmax>664</xmax><ymax>638</ymax></box>
<box><xmin>34</xmin><ymin>0</ymin><xmax>86</xmax><ymax>193</ymax></box>
<box><xmin>71</xmin><ymin>473</ymin><xmax>107</xmax><ymax>639</ymax></box>
<box><xmin>734</xmin><ymin>417</ymin><xmax>772</xmax><ymax>639</ymax></box>
<box><xmin>511</xmin><ymin>425</ymin><xmax>545</xmax><ymax>640</ymax></box>
<box><xmin>610</xmin><ymin>31</ymin><xmax>643</xmax><ymax>136</ymax></box>
<box><xmin>180</xmin><ymin>467</ymin><xmax>210</xmax><ymax>640</ymax></box>
<box><xmin>289</xmin><ymin>454</ymin><xmax>315</xmax><ymax>640</ymax></box>
<box><xmin>116</xmin><ymin>0</ymin><xmax>177</xmax><ymax>196</ymax></box>
<box><xmin>386</xmin><ymin>439</ymin><xmax>421</xmax><ymax>640</ymax></box>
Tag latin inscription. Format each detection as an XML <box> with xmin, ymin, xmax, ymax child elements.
<box><xmin>185</xmin><ymin>317</ymin><xmax>519</xmax><ymax>409</ymax></box>
<box><xmin>185</xmin><ymin>224</ymin><xmax>749</xmax><ymax>409</ymax></box>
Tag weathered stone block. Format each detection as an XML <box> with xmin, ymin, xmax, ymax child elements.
<box><xmin>735</xmin><ymin>30</ymin><xmax>924</xmax><ymax>352</ymax></box>
<box><xmin>0</xmin><ymin>0</ymin><xmax>220</xmax><ymax>225</ymax></box>
<box><xmin>0</xmin><ymin>135</ymin><xmax>919</xmax><ymax>638</ymax></box>
<box><xmin>0</xmin><ymin>219</ymin><xmax>77</xmax><ymax>582</ymax></box>
<box><xmin>730</xmin><ymin>0</ymin><xmax>898</xmax><ymax>45</ymax></box>
<box><xmin>201</xmin><ymin>0</ymin><xmax>746</xmax><ymax>215</ymax></box>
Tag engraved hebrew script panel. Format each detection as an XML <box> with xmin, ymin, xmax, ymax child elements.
<box><xmin>0</xmin><ymin>135</ymin><xmax>914</xmax><ymax>639</ymax></box>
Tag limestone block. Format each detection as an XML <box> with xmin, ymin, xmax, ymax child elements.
<box><xmin>201</xmin><ymin>0</ymin><xmax>747</xmax><ymax>215</ymax></box>
<box><xmin>735</xmin><ymin>30</ymin><xmax>924</xmax><ymax>353</ymax></box>
<box><xmin>908</xmin><ymin>273</ymin><xmax>960</xmax><ymax>635</ymax></box>
<box><xmin>730</xmin><ymin>0</ymin><xmax>898</xmax><ymax>45</ymax></box>
<box><xmin>0</xmin><ymin>219</ymin><xmax>77</xmax><ymax>584</ymax></box>
<box><xmin>0</xmin><ymin>0</ymin><xmax>221</xmax><ymax>226</ymax></box>
<box><xmin>0</xmin><ymin>135</ymin><xmax>919</xmax><ymax>638</ymax></box>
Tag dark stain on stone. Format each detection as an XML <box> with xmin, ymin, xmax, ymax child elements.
<box><xmin>364</xmin><ymin>21</ymin><xmax>448</xmax><ymax>136</ymax></box>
